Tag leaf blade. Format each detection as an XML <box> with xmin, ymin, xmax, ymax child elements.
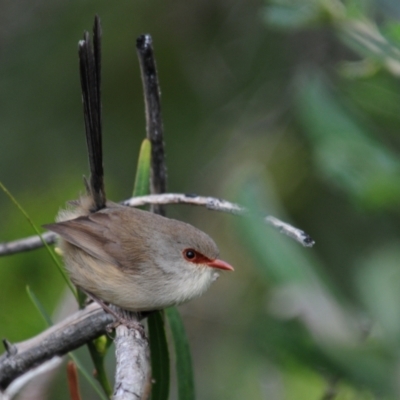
<box><xmin>26</xmin><ymin>286</ymin><xmax>53</xmax><ymax>327</ymax></box>
<box><xmin>132</xmin><ymin>138</ymin><xmax>151</xmax><ymax>198</ymax></box>
<box><xmin>148</xmin><ymin>310</ymin><xmax>170</xmax><ymax>400</ymax></box>
<box><xmin>166</xmin><ymin>307</ymin><xmax>195</xmax><ymax>400</ymax></box>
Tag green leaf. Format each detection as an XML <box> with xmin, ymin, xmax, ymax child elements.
<box><xmin>26</xmin><ymin>285</ymin><xmax>53</xmax><ymax>327</ymax></box>
<box><xmin>133</xmin><ymin>138</ymin><xmax>151</xmax><ymax>197</ymax></box>
<box><xmin>166</xmin><ymin>307</ymin><xmax>195</xmax><ymax>400</ymax></box>
<box><xmin>148</xmin><ymin>310</ymin><xmax>170</xmax><ymax>400</ymax></box>
<box><xmin>87</xmin><ymin>339</ymin><xmax>113</xmax><ymax>398</ymax></box>
<box><xmin>77</xmin><ymin>287</ymin><xmax>87</xmax><ymax>309</ymax></box>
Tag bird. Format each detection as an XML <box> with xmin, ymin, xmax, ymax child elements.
<box><xmin>43</xmin><ymin>16</ymin><xmax>233</xmax><ymax>315</ymax></box>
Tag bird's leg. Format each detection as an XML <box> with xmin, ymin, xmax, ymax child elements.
<box><xmin>79</xmin><ymin>287</ymin><xmax>145</xmax><ymax>334</ymax></box>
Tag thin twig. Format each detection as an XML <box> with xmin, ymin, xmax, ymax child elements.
<box><xmin>123</xmin><ymin>193</ymin><xmax>242</xmax><ymax>213</ymax></box>
<box><xmin>0</xmin><ymin>231</ymin><xmax>56</xmax><ymax>256</ymax></box>
<box><xmin>125</xmin><ymin>193</ymin><xmax>316</xmax><ymax>245</ymax></box>
<box><xmin>265</xmin><ymin>216</ymin><xmax>314</xmax><ymax>247</ymax></box>
<box><xmin>136</xmin><ymin>34</ymin><xmax>167</xmax><ymax>216</ymax></box>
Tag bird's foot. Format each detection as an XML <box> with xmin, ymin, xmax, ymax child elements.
<box><xmin>79</xmin><ymin>287</ymin><xmax>145</xmax><ymax>335</ymax></box>
<box><xmin>106</xmin><ymin>318</ymin><xmax>145</xmax><ymax>336</ymax></box>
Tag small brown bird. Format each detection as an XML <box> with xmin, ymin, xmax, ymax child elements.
<box><xmin>44</xmin><ymin>17</ymin><xmax>233</xmax><ymax>314</ymax></box>
<box><xmin>45</xmin><ymin>200</ymin><xmax>233</xmax><ymax>312</ymax></box>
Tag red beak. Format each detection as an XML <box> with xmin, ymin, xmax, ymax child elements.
<box><xmin>206</xmin><ymin>259</ymin><xmax>234</xmax><ymax>271</ymax></box>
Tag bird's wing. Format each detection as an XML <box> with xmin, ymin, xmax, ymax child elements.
<box><xmin>43</xmin><ymin>210</ymin><xmax>147</xmax><ymax>270</ymax></box>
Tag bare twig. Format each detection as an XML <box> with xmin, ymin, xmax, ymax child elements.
<box><xmin>123</xmin><ymin>193</ymin><xmax>242</xmax><ymax>213</ymax></box>
<box><xmin>136</xmin><ymin>34</ymin><xmax>167</xmax><ymax>216</ymax></box>
<box><xmin>265</xmin><ymin>216</ymin><xmax>314</xmax><ymax>247</ymax></box>
<box><xmin>113</xmin><ymin>311</ymin><xmax>151</xmax><ymax>400</ymax></box>
<box><xmin>0</xmin><ymin>303</ymin><xmax>114</xmax><ymax>391</ymax></box>
<box><xmin>0</xmin><ymin>231</ymin><xmax>56</xmax><ymax>256</ymax></box>
<box><xmin>124</xmin><ymin>194</ymin><xmax>316</xmax><ymax>246</ymax></box>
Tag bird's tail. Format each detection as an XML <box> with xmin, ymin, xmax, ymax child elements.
<box><xmin>78</xmin><ymin>15</ymin><xmax>106</xmax><ymax>212</ymax></box>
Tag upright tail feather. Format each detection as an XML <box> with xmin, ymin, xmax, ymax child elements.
<box><xmin>78</xmin><ymin>15</ymin><xmax>106</xmax><ymax>212</ymax></box>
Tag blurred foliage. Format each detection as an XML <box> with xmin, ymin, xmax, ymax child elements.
<box><xmin>2</xmin><ymin>0</ymin><xmax>400</xmax><ymax>399</ymax></box>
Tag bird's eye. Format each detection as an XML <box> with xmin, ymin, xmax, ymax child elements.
<box><xmin>184</xmin><ymin>249</ymin><xmax>196</xmax><ymax>260</ymax></box>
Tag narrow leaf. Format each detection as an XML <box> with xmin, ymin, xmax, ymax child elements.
<box><xmin>148</xmin><ymin>310</ymin><xmax>170</xmax><ymax>400</ymax></box>
<box><xmin>166</xmin><ymin>307</ymin><xmax>195</xmax><ymax>400</ymax></box>
<box><xmin>26</xmin><ymin>286</ymin><xmax>53</xmax><ymax>327</ymax></box>
<box><xmin>133</xmin><ymin>138</ymin><xmax>152</xmax><ymax>197</ymax></box>
<box><xmin>87</xmin><ymin>338</ymin><xmax>113</xmax><ymax>397</ymax></box>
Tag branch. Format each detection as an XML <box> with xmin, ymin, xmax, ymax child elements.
<box><xmin>124</xmin><ymin>194</ymin><xmax>314</xmax><ymax>246</ymax></box>
<box><xmin>113</xmin><ymin>311</ymin><xmax>151</xmax><ymax>400</ymax></box>
<box><xmin>0</xmin><ymin>303</ymin><xmax>114</xmax><ymax>391</ymax></box>
<box><xmin>0</xmin><ymin>231</ymin><xmax>56</xmax><ymax>256</ymax></box>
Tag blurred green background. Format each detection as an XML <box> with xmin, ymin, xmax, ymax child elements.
<box><xmin>2</xmin><ymin>0</ymin><xmax>400</xmax><ymax>399</ymax></box>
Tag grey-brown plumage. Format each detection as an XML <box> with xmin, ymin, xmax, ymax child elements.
<box><xmin>44</xmin><ymin>200</ymin><xmax>226</xmax><ymax>311</ymax></box>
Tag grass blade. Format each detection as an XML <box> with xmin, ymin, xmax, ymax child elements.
<box><xmin>26</xmin><ymin>286</ymin><xmax>53</xmax><ymax>327</ymax></box>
